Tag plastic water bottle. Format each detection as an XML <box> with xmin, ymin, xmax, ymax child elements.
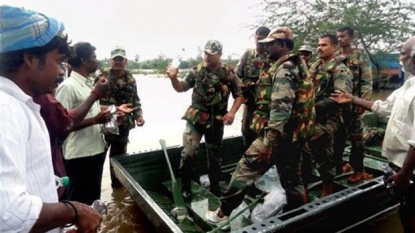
<box><xmin>55</xmin><ymin>175</ymin><xmax>69</xmax><ymax>189</ymax></box>
<box><xmin>91</xmin><ymin>199</ymin><xmax>108</xmax><ymax>215</ymax></box>
<box><xmin>171</xmin><ymin>57</ymin><xmax>181</xmax><ymax>69</ymax></box>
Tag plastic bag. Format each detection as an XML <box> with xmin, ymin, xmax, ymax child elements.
<box><xmin>229</xmin><ymin>201</ymin><xmax>250</xmax><ymax>231</ymax></box>
<box><xmin>251</xmin><ymin>165</ymin><xmax>287</xmax><ymax>223</ymax></box>
<box><xmin>101</xmin><ymin>105</ymin><xmax>119</xmax><ymax>135</ymax></box>
<box><xmin>199</xmin><ymin>174</ymin><xmax>210</xmax><ymax>188</ymax></box>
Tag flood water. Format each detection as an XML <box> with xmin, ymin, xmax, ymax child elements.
<box><xmin>97</xmin><ymin>75</ymin><xmax>402</xmax><ymax>233</ymax></box>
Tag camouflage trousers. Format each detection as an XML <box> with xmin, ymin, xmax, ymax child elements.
<box><xmin>303</xmin><ymin>121</ymin><xmax>338</xmax><ymax>185</ymax></box>
<box><xmin>333</xmin><ymin>113</ymin><xmax>365</xmax><ymax>172</ymax></box>
<box><xmin>241</xmin><ymin>103</ymin><xmax>257</xmax><ymax>148</ymax></box>
<box><xmin>220</xmin><ymin>138</ymin><xmax>306</xmax><ymax>216</ymax></box>
<box><xmin>180</xmin><ymin>121</ymin><xmax>224</xmax><ymax>196</ymax></box>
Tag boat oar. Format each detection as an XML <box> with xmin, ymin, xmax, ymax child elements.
<box><xmin>207</xmin><ymin>194</ymin><xmax>265</xmax><ymax>233</ymax></box>
<box><xmin>159</xmin><ymin>139</ymin><xmax>189</xmax><ymax>219</ymax></box>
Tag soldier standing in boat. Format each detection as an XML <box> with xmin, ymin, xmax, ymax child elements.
<box><xmin>235</xmin><ymin>26</ymin><xmax>270</xmax><ymax>148</ymax></box>
<box><xmin>98</xmin><ymin>46</ymin><xmax>145</xmax><ymax>189</ymax></box>
<box><xmin>206</xmin><ymin>27</ymin><xmax>315</xmax><ymax>229</ymax></box>
<box><xmin>304</xmin><ymin>34</ymin><xmax>353</xmax><ymax>197</ymax></box>
<box><xmin>334</xmin><ymin>26</ymin><xmax>373</xmax><ymax>183</ymax></box>
<box><xmin>166</xmin><ymin>40</ymin><xmax>243</xmax><ymax>201</ymax></box>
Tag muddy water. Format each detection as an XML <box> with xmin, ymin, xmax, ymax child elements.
<box><xmin>98</xmin><ymin>76</ymin><xmax>402</xmax><ymax>233</ymax></box>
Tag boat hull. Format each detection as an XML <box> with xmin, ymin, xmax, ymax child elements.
<box><xmin>112</xmin><ymin>135</ymin><xmax>398</xmax><ymax>233</ymax></box>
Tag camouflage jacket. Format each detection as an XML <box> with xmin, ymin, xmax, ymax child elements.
<box><xmin>235</xmin><ymin>48</ymin><xmax>268</xmax><ymax>83</ymax></box>
<box><xmin>309</xmin><ymin>57</ymin><xmax>353</xmax><ymax>123</ymax></box>
<box><xmin>337</xmin><ymin>49</ymin><xmax>372</xmax><ymax>100</ymax></box>
<box><xmin>264</xmin><ymin>53</ymin><xmax>316</xmax><ymax>147</ymax></box>
<box><xmin>235</xmin><ymin>48</ymin><xmax>268</xmax><ymax>105</ymax></box>
<box><xmin>181</xmin><ymin>62</ymin><xmax>243</xmax><ymax>128</ymax></box>
<box><xmin>99</xmin><ymin>69</ymin><xmax>143</xmax><ymax>130</ymax></box>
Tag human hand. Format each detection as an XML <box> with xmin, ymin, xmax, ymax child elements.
<box><xmin>94</xmin><ymin>109</ymin><xmax>112</xmax><ymax>124</ymax></box>
<box><xmin>136</xmin><ymin>117</ymin><xmax>145</xmax><ymax>126</ymax></box>
<box><xmin>166</xmin><ymin>64</ymin><xmax>178</xmax><ymax>79</ymax></box>
<box><xmin>93</xmin><ymin>77</ymin><xmax>109</xmax><ymax>98</ymax></box>
<box><xmin>118</xmin><ymin>103</ymin><xmax>134</xmax><ymax>114</ymax></box>
<box><xmin>72</xmin><ymin>201</ymin><xmax>102</xmax><ymax>233</ymax></box>
<box><xmin>329</xmin><ymin>90</ymin><xmax>354</xmax><ymax>104</ymax></box>
<box><xmin>386</xmin><ymin>171</ymin><xmax>412</xmax><ymax>190</ymax></box>
<box><xmin>222</xmin><ymin>112</ymin><xmax>235</xmax><ymax>125</ymax></box>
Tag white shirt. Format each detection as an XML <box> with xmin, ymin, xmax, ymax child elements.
<box><xmin>0</xmin><ymin>77</ymin><xmax>59</xmax><ymax>233</ymax></box>
<box><xmin>55</xmin><ymin>71</ymin><xmax>106</xmax><ymax>160</ymax></box>
<box><xmin>372</xmin><ymin>75</ymin><xmax>415</xmax><ymax>175</ymax></box>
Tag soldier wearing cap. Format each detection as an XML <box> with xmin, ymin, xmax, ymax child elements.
<box><xmin>235</xmin><ymin>26</ymin><xmax>271</xmax><ymax>148</ymax></box>
<box><xmin>0</xmin><ymin>5</ymin><xmax>102</xmax><ymax>232</ymax></box>
<box><xmin>166</xmin><ymin>40</ymin><xmax>243</xmax><ymax>201</ymax></box>
<box><xmin>98</xmin><ymin>46</ymin><xmax>145</xmax><ymax>189</ymax></box>
<box><xmin>304</xmin><ymin>34</ymin><xmax>353</xmax><ymax>197</ymax></box>
<box><xmin>205</xmin><ymin>27</ymin><xmax>315</xmax><ymax>229</ymax></box>
<box><xmin>298</xmin><ymin>44</ymin><xmax>314</xmax><ymax>68</ymax></box>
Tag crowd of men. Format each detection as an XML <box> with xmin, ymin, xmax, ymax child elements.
<box><xmin>1</xmin><ymin>3</ymin><xmax>414</xmax><ymax>233</ymax></box>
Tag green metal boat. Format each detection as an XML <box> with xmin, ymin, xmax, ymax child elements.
<box><xmin>111</xmin><ymin>114</ymin><xmax>397</xmax><ymax>233</ymax></box>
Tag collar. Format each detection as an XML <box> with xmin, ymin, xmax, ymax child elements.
<box><xmin>0</xmin><ymin>76</ymin><xmax>40</xmax><ymax>111</ymax></box>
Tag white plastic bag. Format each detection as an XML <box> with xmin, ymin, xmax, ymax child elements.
<box><xmin>229</xmin><ymin>201</ymin><xmax>250</xmax><ymax>231</ymax></box>
<box><xmin>251</xmin><ymin>165</ymin><xmax>287</xmax><ymax>223</ymax></box>
<box><xmin>101</xmin><ymin>105</ymin><xmax>119</xmax><ymax>135</ymax></box>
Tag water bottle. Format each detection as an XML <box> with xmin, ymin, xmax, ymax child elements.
<box><xmin>55</xmin><ymin>175</ymin><xmax>69</xmax><ymax>189</ymax></box>
<box><xmin>91</xmin><ymin>199</ymin><xmax>108</xmax><ymax>215</ymax></box>
<box><xmin>171</xmin><ymin>57</ymin><xmax>181</xmax><ymax>69</ymax></box>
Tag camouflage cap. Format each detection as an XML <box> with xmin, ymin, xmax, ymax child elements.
<box><xmin>111</xmin><ymin>46</ymin><xmax>127</xmax><ymax>59</ymax></box>
<box><xmin>259</xmin><ymin>26</ymin><xmax>294</xmax><ymax>43</ymax></box>
<box><xmin>299</xmin><ymin>44</ymin><xmax>313</xmax><ymax>53</ymax></box>
<box><xmin>204</xmin><ymin>40</ymin><xmax>222</xmax><ymax>55</ymax></box>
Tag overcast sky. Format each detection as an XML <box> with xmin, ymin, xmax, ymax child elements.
<box><xmin>3</xmin><ymin>0</ymin><xmax>265</xmax><ymax>61</ymax></box>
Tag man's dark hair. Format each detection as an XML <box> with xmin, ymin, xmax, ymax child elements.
<box><xmin>320</xmin><ymin>34</ymin><xmax>338</xmax><ymax>45</ymax></box>
<box><xmin>68</xmin><ymin>42</ymin><xmax>96</xmax><ymax>68</ymax></box>
<box><xmin>255</xmin><ymin>26</ymin><xmax>271</xmax><ymax>37</ymax></box>
<box><xmin>0</xmin><ymin>35</ymin><xmax>70</xmax><ymax>74</ymax></box>
<box><xmin>337</xmin><ymin>26</ymin><xmax>354</xmax><ymax>37</ymax></box>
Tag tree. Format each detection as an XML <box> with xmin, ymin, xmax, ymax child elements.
<box><xmin>258</xmin><ymin>0</ymin><xmax>415</xmax><ymax>73</ymax></box>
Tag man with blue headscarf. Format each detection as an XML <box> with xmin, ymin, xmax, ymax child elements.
<box><xmin>0</xmin><ymin>5</ymin><xmax>102</xmax><ymax>232</ymax></box>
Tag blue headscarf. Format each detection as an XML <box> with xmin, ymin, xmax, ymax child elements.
<box><xmin>0</xmin><ymin>5</ymin><xmax>65</xmax><ymax>54</ymax></box>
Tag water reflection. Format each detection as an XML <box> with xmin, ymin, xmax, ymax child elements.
<box><xmin>100</xmin><ymin>188</ymin><xmax>155</xmax><ymax>233</ymax></box>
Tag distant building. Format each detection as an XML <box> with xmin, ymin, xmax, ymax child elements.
<box><xmin>373</xmin><ymin>53</ymin><xmax>403</xmax><ymax>89</ymax></box>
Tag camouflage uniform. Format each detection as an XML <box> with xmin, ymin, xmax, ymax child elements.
<box><xmin>333</xmin><ymin>49</ymin><xmax>372</xmax><ymax>173</ymax></box>
<box><xmin>180</xmin><ymin>62</ymin><xmax>243</xmax><ymax>196</ymax></box>
<box><xmin>99</xmin><ymin>69</ymin><xmax>143</xmax><ymax>188</ymax></box>
<box><xmin>235</xmin><ymin>48</ymin><xmax>268</xmax><ymax>147</ymax></box>
<box><xmin>303</xmin><ymin>57</ymin><xmax>353</xmax><ymax>186</ymax></box>
<box><xmin>220</xmin><ymin>53</ymin><xmax>315</xmax><ymax>215</ymax></box>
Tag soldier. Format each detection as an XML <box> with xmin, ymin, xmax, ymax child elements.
<box><xmin>305</xmin><ymin>34</ymin><xmax>353</xmax><ymax>197</ymax></box>
<box><xmin>99</xmin><ymin>46</ymin><xmax>145</xmax><ymax>189</ymax></box>
<box><xmin>334</xmin><ymin>26</ymin><xmax>373</xmax><ymax>183</ymax></box>
<box><xmin>166</xmin><ymin>40</ymin><xmax>243</xmax><ymax>200</ymax></box>
<box><xmin>235</xmin><ymin>26</ymin><xmax>270</xmax><ymax>148</ymax></box>
<box><xmin>298</xmin><ymin>44</ymin><xmax>314</xmax><ymax>68</ymax></box>
<box><xmin>205</xmin><ymin>27</ymin><xmax>315</xmax><ymax>230</ymax></box>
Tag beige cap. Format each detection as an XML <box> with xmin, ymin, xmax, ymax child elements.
<box><xmin>259</xmin><ymin>26</ymin><xmax>294</xmax><ymax>43</ymax></box>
